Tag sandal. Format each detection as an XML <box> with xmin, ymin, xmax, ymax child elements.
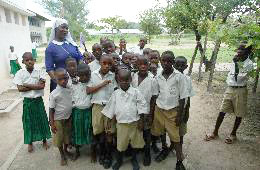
<box><xmin>225</xmin><ymin>135</ymin><xmax>237</xmax><ymax>144</ymax></box>
<box><xmin>155</xmin><ymin>148</ymin><xmax>169</xmax><ymax>162</ymax></box>
<box><xmin>204</xmin><ymin>133</ymin><xmax>218</xmax><ymax>141</ymax></box>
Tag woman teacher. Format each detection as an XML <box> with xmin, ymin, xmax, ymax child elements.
<box><xmin>45</xmin><ymin>18</ymin><xmax>83</xmax><ymax>92</ymax></box>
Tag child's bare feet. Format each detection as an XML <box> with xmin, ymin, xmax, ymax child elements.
<box><xmin>43</xmin><ymin>141</ymin><xmax>49</xmax><ymax>150</ymax></box>
<box><xmin>28</xmin><ymin>144</ymin><xmax>33</xmax><ymax>153</ymax></box>
<box><xmin>204</xmin><ymin>133</ymin><xmax>218</xmax><ymax>141</ymax></box>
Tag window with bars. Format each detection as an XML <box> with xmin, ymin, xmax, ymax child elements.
<box><xmin>14</xmin><ymin>12</ymin><xmax>19</xmax><ymax>25</ymax></box>
<box><xmin>4</xmin><ymin>8</ymin><xmax>12</xmax><ymax>23</ymax></box>
<box><xmin>22</xmin><ymin>15</ymin><xmax>26</xmax><ymax>26</ymax></box>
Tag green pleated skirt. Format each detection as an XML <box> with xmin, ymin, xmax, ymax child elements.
<box><xmin>72</xmin><ymin>107</ymin><xmax>93</xmax><ymax>145</ymax></box>
<box><xmin>22</xmin><ymin>97</ymin><xmax>51</xmax><ymax>144</ymax></box>
<box><xmin>10</xmin><ymin>60</ymin><xmax>21</xmax><ymax>75</ymax></box>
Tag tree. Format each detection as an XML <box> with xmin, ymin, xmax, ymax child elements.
<box><xmin>40</xmin><ymin>0</ymin><xmax>89</xmax><ymax>40</ymax></box>
<box><xmin>139</xmin><ymin>8</ymin><xmax>162</xmax><ymax>43</ymax></box>
<box><xmin>100</xmin><ymin>16</ymin><xmax>128</xmax><ymax>36</ymax></box>
<box><xmin>162</xmin><ymin>0</ymin><xmax>212</xmax><ymax>77</ymax></box>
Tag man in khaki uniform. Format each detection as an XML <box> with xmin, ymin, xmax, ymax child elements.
<box><xmin>205</xmin><ymin>43</ymin><xmax>254</xmax><ymax>144</ymax></box>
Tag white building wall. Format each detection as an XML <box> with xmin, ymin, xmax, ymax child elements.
<box><xmin>0</xmin><ymin>5</ymin><xmax>32</xmax><ymax>79</ymax></box>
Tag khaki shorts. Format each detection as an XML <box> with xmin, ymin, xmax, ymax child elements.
<box><xmin>151</xmin><ymin>106</ymin><xmax>180</xmax><ymax>142</ymax></box>
<box><xmin>117</xmin><ymin>122</ymin><xmax>145</xmax><ymax>152</ymax></box>
<box><xmin>220</xmin><ymin>87</ymin><xmax>248</xmax><ymax>118</ymax></box>
<box><xmin>53</xmin><ymin>119</ymin><xmax>71</xmax><ymax>148</ymax></box>
<box><xmin>92</xmin><ymin>104</ymin><xmax>116</xmax><ymax>135</ymax></box>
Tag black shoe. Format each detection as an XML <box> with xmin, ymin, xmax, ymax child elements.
<box><xmin>143</xmin><ymin>154</ymin><xmax>151</xmax><ymax>166</ymax></box>
<box><xmin>103</xmin><ymin>157</ymin><xmax>112</xmax><ymax>169</ymax></box>
<box><xmin>112</xmin><ymin>159</ymin><xmax>123</xmax><ymax>170</ymax></box>
<box><xmin>99</xmin><ymin>154</ymin><xmax>105</xmax><ymax>165</ymax></box>
<box><xmin>151</xmin><ymin>143</ymin><xmax>160</xmax><ymax>153</ymax></box>
<box><xmin>131</xmin><ymin>158</ymin><xmax>140</xmax><ymax>170</ymax></box>
<box><xmin>176</xmin><ymin>161</ymin><xmax>186</xmax><ymax>170</ymax></box>
<box><xmin>155</xmin><ymin>148</ymin><xmax>169</xmax><ymax>162</ymax></box>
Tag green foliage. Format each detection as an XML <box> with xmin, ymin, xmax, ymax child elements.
<box><xmin>100</xmin><ymin>16</ymin><xmax>129</xmax><ymax>32</ymax></box>
<box><xmin>139</xmin><ymin>8</ymin><xmax>162</xmax><ymax>42</ymax></box>
<box><xmin>40</xmin><ymin>0</ymin><xmax>89</xmax><ymax>40</ymax></box>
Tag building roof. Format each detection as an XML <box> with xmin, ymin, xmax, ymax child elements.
<box><xmin>27</xmin><ymin>9</ymin><xmax>51</xmax><ymax>21</ymax></box>
<box><xmin>0</xmin><ymin>0</ymin><xmax>34</xmax><ymax>16</ymax></box>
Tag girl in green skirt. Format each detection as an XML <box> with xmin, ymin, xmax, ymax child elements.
<box><xmin>13</xmin><ymin>52</ymin><xmax>51</xmax><ymax>153</ymax></box>
<box><xmin>71</xmin><ymin>63</ymin><xmax>93</xmax><ymax>161</ymax></box>
<box><xmin>8</xmin><ymin>46</ymin><xmax>21</xmax><ymax>76</ymax></box>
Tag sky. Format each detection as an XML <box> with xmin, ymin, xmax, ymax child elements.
<box><xmin>26</xmin><ymin>0</ymin><xmax>167</xmax><ymax>27</ymax></box>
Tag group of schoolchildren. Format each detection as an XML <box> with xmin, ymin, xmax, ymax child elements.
<box><xmin>13</xmin><ymin>37</ymin><xmax>194</xmax><ymax>170</ymax></box>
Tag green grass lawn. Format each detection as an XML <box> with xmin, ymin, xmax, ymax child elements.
<box><xmin>36</xmin><ymin>34</ymin><xmax>236</xmax><ymax>64</ymax></box>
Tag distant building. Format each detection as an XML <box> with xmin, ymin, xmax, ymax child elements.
<box><xmin>86</xmin><ymin>29</ymin><xmax>143</xmax><ymax>35</ymax></box>
<box><xmin>0</xmin><ymin>0</ymin><xmax>33</xmax><ymax>79</ymax></box>
<box><xmin>27</xmin><ymin>9</ymin><xmax>50</xmax><ymax>44</ymax></box>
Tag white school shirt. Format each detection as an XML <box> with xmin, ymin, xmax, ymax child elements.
<box><xmin>157</xmin><ymin>63</ymin><xmax>163</xmax><ymax>76</ymax></box>
<box><xmin>128</xmin><ymin>45</ymin><xmax>143</xmax><ymax>55</ymax></box>
<box><xmin>155</xmin><ymin>71</ymin><xmax>189</xmax><ymax>110</ymax></box>
<box><xmin>89</xmin><ymin>59</ymin><xmax>101</xmax><ymax>72</ymax></box>
<box><xmin>49</xmin><ymin>85</ymin><xmax>72</xmax><ymax>120</ymax></box>
<box><xmin>88</xmin><ymin>69</ymin><xmax>117</xmax><ymax>105</ymax></box>
<box><xmin>102</xmin><ymin>86</ymin><xmax>148</xmax><ymax>123</ymax></box>
<box><xmin>226</xmin><ymin>58</ymin><xmax>254</xmax><ymax>87</ymax></box>
<box><xmin>8</xmin><ymin>52</ymin><xmax>18</xmax><ymax>60</ymax></box>
<box><xmin>131</xmin><ymin>73</ymin><xmax>158</xmax><ymax>113</ymax></box>
<box><xmin>71</xmin><ymin>82</ymin><xmax>92</xmax><ymax>109</ymax></box>
<box><xmin>13</xmin><ymin>68</ymin><xmax>45</xmax><ymax>98</ymax></box>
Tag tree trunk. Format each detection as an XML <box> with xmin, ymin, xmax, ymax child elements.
<box><xmin>188</xmin><ymin>29</ymin><xmax>202</xmax><ymax>75</ymax></box>
<box><xmin>198</xmin><ymin>32</ymin><xmax>208</xmax><ymax>81</ymax></box>
<box><xmin>207</xmin><ymin>39</ymin><xmax>221</xmax><ymax>92</ymax></box>
<box><xmin>188</xmin><ymin>44</ymin><xmax>198</xmax><ymax>76</ymax></box>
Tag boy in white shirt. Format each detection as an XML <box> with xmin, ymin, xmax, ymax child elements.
<box><xmin>49</xmin><ymin>68</ymin><xmax>73</xmax><ymax>166</ymax></box>
<box><xmin>89</xmin><ymin>43</ymin><xmax>102</xmax><ymax>72</ymax></box>
<box><xmin>87</xmin><ymin>55</ymin><xmax>117</xmax><ymax>169</ymax></box>
<box><xmin>13</xmin><ymin>52</ymin><xmax>51</xmax><ymax>153</ymax></box>
<box><xmin>102</xmin><ymin>68</ymin><xmax>147</xmax><ymax>170</ymax></box>
<box><xmin>205</xmin><ymin>43</ymin><xmax>254</xmax><ymax>144</ymax></box>
<box><xmin>151</xmin><ymin>51</ymin><xmax>187</xmax><ymax>170</ymax></box>
<box><xmin>132</xmin><ymin>56</ymin><xmax>157</xmax><ymax>166</ymax></box>
<box><xmin>173</xmin><ymin>56</ymin><xmax>195</xmax><ymax>158</ymax></box>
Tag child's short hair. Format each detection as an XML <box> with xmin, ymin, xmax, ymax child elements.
<box><xmin>122</xmin><ymin>52</ymin><xmax>131</xmax><ymax>59</ymax></box>
<box><xmin>55</xmin><ymin>68</ymin><xmax>67</xmax><ymax>75</ymax></box>
<box><xmin>65</xmin><ymin>57</ymin><xmax>76</xmax><ymax>65</ymax></box>
<box><xmin>77</xmin><ymin>63</ymin><xmax>90</xmax><ymax>73</ymax></box>
<box><xmin>151</xmin><ymin>50</ymin><xmax>160</xmax><ymax>57</ymax></box>
<box><xmin>175</xmin><ymin>56</ymin><xmax>187</xmax><ymax>63</ymax></box>
<box><xmin>22</xmin><ymin>52</ymin><xmax>33</xmax><ymax>59</ymax></box>
<box><xmin>143</xmin><ymin>48</ymin><xmax>152</xmax><ymax>55</ymax></box>
<box><xmin>162</xmin><ymin>50</ymin><xmax>175</xmax><ymax>60</ymax></box>
<box><xmin>92</xmin><ymin>43</ymin><xmax>101</xmax><ymax>51</ymax></box>
<box><xmin>103</xmin><ymin>39</ymin><xmax>115</xmax><ymax>48</ymax></box>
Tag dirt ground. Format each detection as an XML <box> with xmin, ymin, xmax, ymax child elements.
<box><xmin>1</xmin><ymin>71</ymin><xmax>259</xmax><ymax>170</ymax></box>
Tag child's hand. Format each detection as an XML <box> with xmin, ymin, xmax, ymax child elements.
<box><xmin>50</xmin><ymin>123</ymin><xmax>57</xmax><ymax>134</ymax></box>
<box><xmin>105</xmin><ymin>119</ymin><xmax>112</xmax><ymax>132</ymax></box>
<box><xmin>137</xmin><ymin>119</ymin><xmax>144</xmax><ymax>131</ymax></box>
<box><xmin>103</xmin><ymin>80</ymin><xmax>112</xmax><ymax>86</ymax></box>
